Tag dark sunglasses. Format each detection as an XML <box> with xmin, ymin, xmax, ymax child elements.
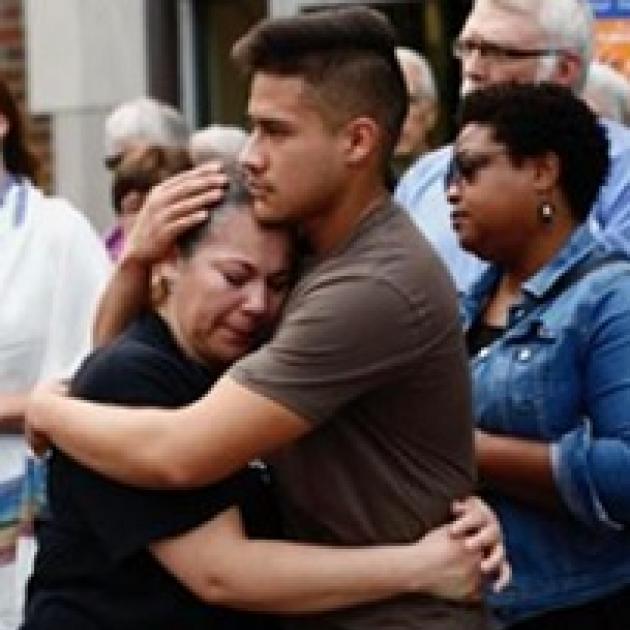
<box><xmin>444</xmin><ymin>150</ymin><xmax>506</xmax><ymax>191</ymax></box>
<box><xmin>104</xmin><ymin>154</ymin><xmax>124</xmax><ymax>171</ymax></box>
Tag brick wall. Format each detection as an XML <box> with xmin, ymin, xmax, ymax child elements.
<box><xmin>0</xmin><ymin>0</ymin><xmax>52</xmax><ymax>191</ymax></box>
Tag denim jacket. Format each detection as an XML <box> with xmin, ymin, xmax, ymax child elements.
<box><xmin>461</xmin><ymin>225</ymin><xmax>630</xmax><ymax>625</ymax></box>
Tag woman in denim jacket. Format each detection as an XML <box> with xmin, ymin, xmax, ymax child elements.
<box><xmin>446</xmin><ymin>82</ymin><xmax>630</xmax><ymax>629</ymax></box>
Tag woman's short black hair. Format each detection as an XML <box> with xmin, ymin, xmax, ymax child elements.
<box><xmin>457</xmin><ymin>82</ymin><xmax>609</xmax><ymax>222</ymax></box>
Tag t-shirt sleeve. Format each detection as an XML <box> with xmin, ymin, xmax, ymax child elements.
<box><xmin>63</xmin><ymin>457</ymin><xmax>261</xmax><ymax>563</ymax></box>
<box><xmin>230</xmin><ymin>274</ymin><xmax>429</xmax><ymax>425</ymax></box>
<box><xmin>64</xmin><ymin>345</ymin><xmax>260</xmax><ymax>562</ymax></box>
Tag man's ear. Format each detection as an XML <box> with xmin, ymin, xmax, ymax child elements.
<box><xmin>342</xmin><ymin>116</ymin><xmax>380</xmax><ymax>166</ymax></box>
<box><xmin>554</xmin><ymin>52</ymin><xmax>583</xmax><ymax>90</ymax></box>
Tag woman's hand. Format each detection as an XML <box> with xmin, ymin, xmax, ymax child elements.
<box><xmin>450</xmin><ymin>496</ymin><xmax>511</xmax><ymax>593</ymax></box>
<box><xmin>24</xmin><ymin>380</ymin><xmax>69</xmax><ymax>456</ymax></box>
<box><xmin>409</xmin><ymin>495</ymin><xmax>511</xmax><ymax>603</ymax></box>
<box><xmin>413</xmin><ymin>522</ymin><xmax>484</xmax><ymax>602</ymax></box>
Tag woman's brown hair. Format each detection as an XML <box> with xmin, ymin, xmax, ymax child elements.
<box><xmin>0</xmin><ymin>78</ymin><xmax>39</xmax><ymax>182</ymax></box>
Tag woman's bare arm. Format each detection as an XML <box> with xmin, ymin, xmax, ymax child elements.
<box><xmin>475</xmin><ymin>430</ymin><xmax>562</xmax><ymax>511</ymax></box>
<box><xmin>151</xmin><ymin>500</ymin><xmax>509</xmax><ymax>613</ymax></box>
<box><xmin>0</xmin><ymin>392</ymin><xmax>27</xmax><ymax>433</ymax></box>
<box><xmin>92</xmin><ymin>255</ymin><xmax>152</xmax><ymax>346</ymax></box>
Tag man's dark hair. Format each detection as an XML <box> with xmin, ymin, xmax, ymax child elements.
<box><xmin>232</xmin><ymin>6</ymin><xmax>408</xmax><ymax>173</ymax></box>
<box><xmin>457</xmin><ymin>83</ymin><xmax>609</xmax><ymax>222</ymax></box>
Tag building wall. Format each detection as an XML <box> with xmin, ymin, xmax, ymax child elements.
<box><xmin>24</xmin><ymin>0</ymin><xmax>148</xmax><ymax>231</ymax></box>
<box><xmin>0</xmin><ymin>0</ymin><xmax>52</xmax><ymax>191</ymax></box>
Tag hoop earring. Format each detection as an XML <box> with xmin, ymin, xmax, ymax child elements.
<box><xmin>538</xmin><ymin>201</ymin><xmax>555</xmax><ymax>225</ymax></box>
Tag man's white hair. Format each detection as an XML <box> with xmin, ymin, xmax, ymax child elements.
<box><xmin>104</xmin><ymin>97</ymin><xmax>190</xmax><ymax>160</ymax></box>
<box><xmin>476</xmin><ymin>0</ymin><xmax>594</xmax><ymax>91</ymax></box>
<box><xmin>584</xmin><ymin>61</ymin><xmax>630</xmax><ymax>124</ymax></box>
<box><xmin>395</xmin><ymin>47</ymin><xmax>438</xmax><ymax>103</ymax></box>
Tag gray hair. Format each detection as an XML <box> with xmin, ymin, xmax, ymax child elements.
<box><xmin>177</xmin><ymin>163</ymin><xmax>255</xmax><ymax>258</ymax></box>
<box><xmin>189</xmin><ymin>125</ymin><xmax>249</xmax><ymax>164</ymax></box>
<box><xmin>105</xmin><ymin>97</ymin><xmax>190</xmax><ymax>160</ymax></box>
<box><xmin>395</xmin><ymin>47</ymin><xmax>438</xmax><ymax>102</ymax></box>
<box><xmin>476</xmin><ymin>0</ymin><xmax>594</xmax><ymax>91</ymax></box>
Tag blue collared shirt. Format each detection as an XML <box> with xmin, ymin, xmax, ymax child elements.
<box><xmin>461</xmin><ymin>225</ymin><xmax>630</xmax><ymax>624</ymax></box>
<box><xmin>395</xmin><ymin>118</ymin><xmax>630</xmax><ymax>293</ymax></box>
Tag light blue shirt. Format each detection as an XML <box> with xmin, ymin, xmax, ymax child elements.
<box><xmin>395</xmin><ymin>119</ymin><xmax>630</xmax><ymax>293</ymax></box>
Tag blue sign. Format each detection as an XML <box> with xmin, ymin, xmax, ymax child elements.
<box><xmin>590</xmin><ymin>0</ymin><xmax>630</xmax><ymax>18</ymax></box>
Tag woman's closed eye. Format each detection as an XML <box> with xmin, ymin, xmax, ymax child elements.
<box><xmin>221</xmin><ymin>269</ymin><xmax>251</xmax><ymax>287</ymax></box>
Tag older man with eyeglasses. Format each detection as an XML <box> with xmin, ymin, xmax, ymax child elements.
<box><xmin>396</xmin><ymin>0</ymin><xmax>630</xmax><ymax>292</ymax></box>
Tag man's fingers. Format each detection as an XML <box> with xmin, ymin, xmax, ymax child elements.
<box><xmin>152</xmin><ymin>168</ymin><xmax>229</xmax><ymax>205</ymax></box>
<box><xmin>158</xmin><ymin>160</ymin><xmax>226</xmax><ymax>190</ymax></box>
<box><xmin>160</xmin><ymin>189</ymin><xmax>226</xmax><ymax>219</ymax></box>
<box><xmin>449</xmin><ymin>507</ymin><xmax>487</xmax><ymax>537</ymax></box>
<box><xmin>490</xmin><ymin>561</ymin><xmax>512</xmax><ymax>593</ymax></box>
<box><xmin>462</xmin><ymin>522</ymin><xmax>500</xmax><ymax>552</ymax></box>
<box><xmin>161</xmin><ymin>211</ymin><xmax>213</xmax><ymax>242</ymax></box>
<box><xmin>480</xmin><ymin>539</ymin><xmax>505</xmax><ymax>574</ymax></box>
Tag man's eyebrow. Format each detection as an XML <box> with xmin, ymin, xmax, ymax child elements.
<box><xmin>248</xmin><ymin>113</ymin><xmax>295</xmax><ymax>128</ymax></box>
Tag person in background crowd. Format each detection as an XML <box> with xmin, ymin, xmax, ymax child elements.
<box><xmin>26</xmin><ymin>8</ymin><xmax>510</xmax><ymax>629</ymax></box>
<box><xmin>392</xmin><ymin>47</ymin><xmax>439</xmax><ymax>179</ymax></box>
<box><xmin>103</xmin><ymin>97</ymin><xmax>189</xmax><ymax>171</ymax></box>
<box><xmin>396</xmin><ymin>0</ymin><xmax>630</xmax><ymax>292</ymax></box>
<box><xmin>583</xmin><ymin>60</ymin><xmax>630</xmax><ymax>124</ymax></box>
<box><xmin>450</xmin><ymin>81</ymin><xmax>630</xmax><ymax>628</ymax></box>
<box><xmin>23</xmin><ymin>168</ymin><xmax>496</xmax><ymax>630</ymax></box>
<box><xmin>189</xmin><ymin>125</ymin><xmax>249</xmax><ymax>164</ymax></box>
<box><xmin>103</xmin><ymin>97</ymin><xmax>189</xmax><ymax>259</ymax></box>
<box><xmin>0</xmin><ymin>77</ymin><xmax>110</xmax><ymax>630</ymax></box>
<box><xmin>108</xmin><ymin>145</ymin><xmax>191</xmax><ymax>261</ymax></box>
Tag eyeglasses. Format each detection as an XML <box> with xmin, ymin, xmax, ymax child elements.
<box><xmin>104</xmin><ymin>154</ymin><xmax>123</xmax><ymax>171</ymax></box>
<box><xmin>453</xmin><ymin>38</ymin><xmax>565</xmax><ymax>64</ymax></box>
<box><xmin>444</xmin><ymin>150</ymin><xmax>506</xmax><ymax>191</ymax></box>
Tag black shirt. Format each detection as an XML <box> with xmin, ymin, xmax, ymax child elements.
<box><xmin>22</xmin><ymin>312</ymin><xmax>279</xmax><ymax>630</ymax></box>
<box><xmin>465</xmin><ymin>318</ymin><xmax>504</xmax><ymax>357</ymax></box>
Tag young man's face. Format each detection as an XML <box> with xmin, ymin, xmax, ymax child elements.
<box><xmin>239</xmin><ymin>72</ymin><xmax>348</xmax><ymax>226</ymax></box>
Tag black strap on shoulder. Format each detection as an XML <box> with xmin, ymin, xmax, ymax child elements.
<box><xmin>545</xmin><ymin>252</ymin><xmax>629</xmax><ymax>303</ymax></box>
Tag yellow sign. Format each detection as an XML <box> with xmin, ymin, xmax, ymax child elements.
<box><xmin>595</xmin><ymin>19</ymin><xmax>630</xmax><ymax>78</ymax></box>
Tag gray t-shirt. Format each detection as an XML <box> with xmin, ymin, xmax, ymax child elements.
<box><xmin>230</xmin><ymin>200</ymin><xmax>485</xmax><ymax>629</ymax></box>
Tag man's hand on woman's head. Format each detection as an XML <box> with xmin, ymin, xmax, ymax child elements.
<box><xmin>122</xmin><ymin>161</ymin><xmax>230</xmax><ymax>266</ymax></box>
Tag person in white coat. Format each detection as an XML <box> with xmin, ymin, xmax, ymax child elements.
<box><xmin>0</xmin><ymin>79</ymin><xmax>111</xmax><ymax>630</ymax></box>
